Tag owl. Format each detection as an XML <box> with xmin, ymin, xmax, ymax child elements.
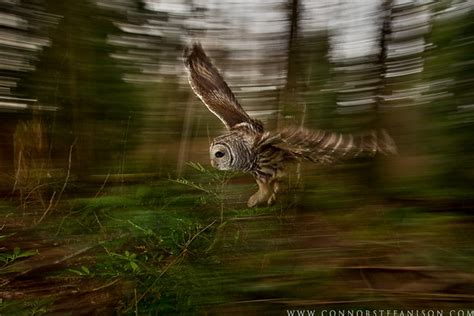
<box><xmin>184</xmin><ymin>43</ymin><xmax>396</xmax><ymax>207</ymax></box>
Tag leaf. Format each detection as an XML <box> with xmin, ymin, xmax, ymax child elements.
<box><xmin>186</xmin><ymin>161</ymin><xmax>206</xmax><ymax>173</ymax></box>
<box><xmin>172</xmin><ymin>178</ymin><xmax>212</xmax><ymax>194</ymax></box>
<box><xmin>129</xmin><ymin>261</ymin><xmax>139</xmax><ymax>272</ymax></box>
<box><xmin>15</xmin><ymin>249</ymin><xmax>39</xmax><ymax>259</ymax></box>
<box><xmin>127</xmin><ymin>220</ymin><xmax>154</xmax><ymax>236</ymax></box>
<box><xmin>81</xmin><ymin>266</ymin><xmax>90</xmax><ymax>274</ymax></box>
<box><xmin>68</xmin><ymin>268</ymin><xmax>85</xmax><ymax>276</ymax></box>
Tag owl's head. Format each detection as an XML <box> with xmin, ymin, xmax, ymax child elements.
<box><xmin>210</xmin><ymin>143</ymin><xmax>233</xmax><ymax>170</ymax></box>
<box><xmin>210</xmin><ymin>134</ymin><xmax>255</xmax><ymax>171</ymax></box>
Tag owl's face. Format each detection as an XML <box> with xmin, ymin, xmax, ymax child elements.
<box><xmin>210</xmin><ymin>134</ymin><xmax>255</xmax><ymax>171</ymax></box>
<box><xmin>210</xmin><ymin>143</ymin><xmax>233</xmax><ymax>170</ymax></box>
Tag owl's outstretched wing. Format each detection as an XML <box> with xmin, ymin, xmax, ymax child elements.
<box><xmin>274</xmin><ymin>127</ymin><xmax>397</xmax><ymax>164</ymax></box>
<box><xmin>184</xmin><ymin>43</ymin><xmax>263</xmax><ymax>132</ymax></box>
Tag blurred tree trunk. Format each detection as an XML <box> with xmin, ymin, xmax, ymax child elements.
<box><xmin>374</xmin><ymin>0</ymin><xmax>392</xmax><ymax>123</ymax></box>
<box><xmin>0</xmin><ymin>117</ymin><xmax>17</xmax><ymax>192</ymax></box>
<box><xmin>374</xmin><ymin>0</ymin><xmax>433</xmax><ymax>191</ymax></box>
<box><xmin>18</xmin><ymin>0</ymin><xmax>141</xmax><ymax>178</ymax></box>
<box><xmin>278</xmin><ymin>0</ymin><xmax>301</xmax><ymax>128</ymax></box>
<box><xmin>371</xmin><ymin>0</ymin><xmax>394</xmax><ymax>190</ymax></box>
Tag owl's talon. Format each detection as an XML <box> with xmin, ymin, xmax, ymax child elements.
<box><xmin>247</xmin><ymin>195</ymin><xmax>259</xmax><ymax>208</ymax></box>
<box><xmin>247</xmin><ymin>192</ymin><xmax>268</xmax><ymax>208</ymax></box>
<box><xmin>267</xmin><ymin>194</ymin><xmax>276</xmax><ymax>206</ymax></box>
<box><xmin>247</xmin><ymin>179</ymin><xmax>273</xmax><ymax>207</ymax></box>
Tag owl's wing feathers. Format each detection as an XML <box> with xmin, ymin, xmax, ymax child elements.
<box><xmin>273</xmin><ymin>127</ymin><xmax>397</xmax><ymax>164</ymax></box>
<box><xmin>184</xmin><ymin>43</ymin><xmax>263</xmax><ymax>133</ymax></box>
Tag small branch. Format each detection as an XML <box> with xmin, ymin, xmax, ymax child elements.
<box><xmin>36</xmin><ymin>191</ymin><xmax>56</xmax><ymax>225</ymax></box>
<box><xmin>23</xmin><ymin>181</ymin><xmax>60</xmax><ymax>204</ymax></box>
<box><xmin>94</xmin><ymin>172</ymin><xmax>110</xmax><ymax>198</ymax></box>
<box><xmin>54</xmin><ymin>138</ymin><xmax>77</xmax><ymax>209</ymax></box>
<box><xmin>134</xmin><ymin>288</ymin><xmax>138</xmax><ymax>316</ymax></box>
<box><xmin>120</xmin><ymin>115</ymin><xmax>132</xmax><ymax>186</ymax></box>
<box><xmin>91</xmin><ymin>278</ymin><xmax>119</xmax><ymax>292</ymax></box>
<box><xmin>132</xmin><ymin>220</ymin><xmax>216</xmax><ymax>310</ymax></box>
<box><xmin>183</xmin><ymin>220</ymin><xmax>216</xmax><ymax>250</ymax></box>
<box><xmin>35</xmin><ymin>138</ymin><xmax>76</xmax><ymax>225</ymax></box>
<box><xmin>11</xmin><ymin>149</ymin><xmax>22</xmax><ymax>193</ymax></box>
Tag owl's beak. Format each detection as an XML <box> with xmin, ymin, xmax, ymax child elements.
<box><xmin>210</xmin><ymin>159</ymin><xmax>216</xmax><ymax>168</ymax></box>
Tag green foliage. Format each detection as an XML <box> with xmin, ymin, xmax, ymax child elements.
<box><xmin>173</xmin><ymin>162</ymin><xmax>238</xmax><ymax>198</ymax></box>
<box><xmin>0</xmin><ymin>247</ymin><xmax>38</xmax><ymax>269</ymax></box>
<box><xmin>173</xmin><ymin>162</ymin><xmax>241</xmax><ymax>221</ymax></box>
<box><xmin>108</xmin><ymin>250</ymin><xmax>140</xmax><ymax>273</ymax></box>
<box><xmin>67</xmin><ymin>265</ymin><xmax>93</xmax><ymax>277</ymax></box>
<box><xmin>0</xmin><ymin>298</ymin><xmax>53</xmax><ymax>316</ymax></box>
<box><xmin>37</xmin><ymin>164</ymin><xmax>279</xmax><ymax>314</ymax></box>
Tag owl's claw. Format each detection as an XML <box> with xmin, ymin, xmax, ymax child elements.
<box><xmin>247</xmin><ymin>178</ymin><xmax>272</xmax><ymax>207</ymax></box>
<box><xmin>247</xmin><ymin>194</ymin><xmax>263</xmax><ymax>208</ymax></box>
<box><xmin>247</xmin><ymin>179</ymin><xmax>280</xmax><ymax>207</ymax></box>
<box><xmin>247</xmin><ymin>190</ymin><xmax>271</xmax><ymax>207</ymax></box>
<box><xmin>266</xmin><ymin>180</ymin><xmax>281</xmax><ymax>205</ymax></box>
<box><xmin>247</xmin><ymin>192</ymin><xmax>276</xmax><ymax>207</ymax></box>
<box><xmin>267</xmin><ymin>193</ymin><xmax>277</xmax><ymax>206</ymax></box>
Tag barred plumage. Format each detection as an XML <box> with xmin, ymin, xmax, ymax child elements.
<box><xmin>184</xmin><ymin>43</ymin><xmax>397</xmax><ymax>207</ymax></box>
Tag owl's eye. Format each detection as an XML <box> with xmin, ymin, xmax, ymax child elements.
<box><xmin>215</xmin><ymin>151</ymin><xmax>225</xmax><ymax>158</ymax></box>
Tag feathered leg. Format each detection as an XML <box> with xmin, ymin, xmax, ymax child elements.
<box><xmin>267</xmin><ymin>180</ymin><xmax>281</xmax><ymax>205</ymax></box>
<box><xmin>248</xmin><ymin>174</ymin><xmax>284</xmax><ymax>207</ymax></box>
<box><xmin>247</xmin><ymin>177</ymin><xmax>274</xmax><ymax>207</ymax></box>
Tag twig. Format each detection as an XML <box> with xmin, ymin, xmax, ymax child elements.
<box><xmin>134</xmin><ymin>288</ymin><xmax>138</xmax><ymax>316</ymax></box>
<box><xmin>13</xmin><ymin>244</ymin><xmax>96</xmax><ymax>278</ymax></box>
<box><xmin>35</xmin><ymin>139</ymin><xmax>75</xmax><ymax>225</ymax></box>
<box><xmin>23</xmin><ymin>181</ymin><xmax>61</xmax><ymax>206</ymax></box>
<box><xmin>91</xmin><ymin>278</ymin><xmax>119</xmax><ymax>292</ymax></box>
<box><xmin>0</xmin><ymin>213</ymin><xmax>13</xmax><ymax>231</ymax></box>
<box><xmin>36</xmin><ymin>191</ymin><xmax>56</xmax><ymax>225</ymax></box>
<box><xmin>12</xmin><ymin>149</ymin><xmax>22</xmax><ymax>193</ymax></box>
<box><xmin>132</xmin><ymin>220</ymin><xmax>217</xmax><ymax>310</ymax></box>
<box><xmin>131</xmin><ymin>252</ymin><xmax>184</xmax><ymax>311</ymax></box>
<box><xmin>120</xmin><ymin>115</ymin><xmax>132</xmax><ymax>186</ymax></box>
<box><xmin>94</xmin><ymin>172</ymin><xmax>110</xmax><ymax>198</ymax></box>
<box><xmin>54</xmin><ymin>138</ymin><xmax>77</xmax><ymax>209</ymax></box>
<box><xmin>183</xmin><ymin>220</ymin><xmax>216</xmax><ymax>250</ymax></box>
<box><xmin>94</xmin><ymin>211</ymin><xmax>103</xmax><ymax>230</ymax></box>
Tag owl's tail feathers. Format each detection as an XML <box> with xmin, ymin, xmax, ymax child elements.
<box><xmin>278</xmin><ymin>127</ymin><xmax>397</xmax><ymax>164</ymax></box>
<box><xmin>350</xmin><ymin>129</ymin><xmax>398</xmax><ymax>158</ymax></box>
<box><xmin>374</xmin><ymin>129</ymin><xmax>398</xmax><ymax>156</ymax></box>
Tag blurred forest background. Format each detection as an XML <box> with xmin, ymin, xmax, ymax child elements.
<box><xmin>0</xmin><ymin>0</ymin><xmax>473</xmax><ymax>314</ymax></box>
